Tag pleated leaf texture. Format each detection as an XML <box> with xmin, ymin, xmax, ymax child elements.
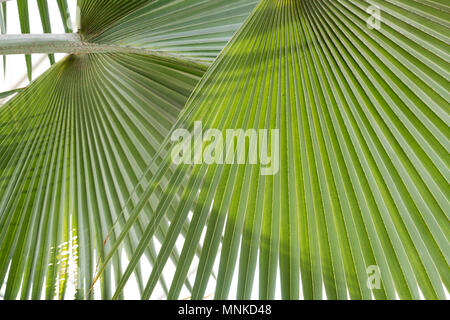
<box><xmin>81</xmin><ymin>0</ymin><xmax>260</xmax><ymax>62</ymax></box>
<box><xmin>94</xmin><ymin>0</ymin><xmax>450</xmax><ymax>300</ymax></box>
<box><xmin>0</xmin><ymin>0</ymin><xmax>258</xmax><ymax>299</ymax></box>
<box><xmin>1</xmin><ymin>0</ymin><xmax>73</xmax><ymax>81</ymax></box>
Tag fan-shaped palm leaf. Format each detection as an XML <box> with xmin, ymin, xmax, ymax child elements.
<box><xmin>0</xmin><ymin>0</ymin><xmax>258</xmax><ymax>299</ymax></box>
<box><xmin>95</xmin><ymin>0</ymin><xmax>449</xmax><ymax>300</ymax></box>
<box><xmin>1</xmin><ymin>0</ymin><xmax>73</xmax><ymax>80</ymax></box>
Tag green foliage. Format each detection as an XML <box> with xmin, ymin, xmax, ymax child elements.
<box><xmin>0</xmin><ymin>0</ymin><xmax>448</xmax><ymax>300</ymax></box>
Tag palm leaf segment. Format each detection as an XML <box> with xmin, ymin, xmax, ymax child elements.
<box><xmin>97</xmin><ymin>0</ymin><xmax>450</xmax><ymax>300</ymax></box>
<box><xmin>0</xmin><ymin>0</ymin><xmax>258</xmax><ymax>299</ymax></box>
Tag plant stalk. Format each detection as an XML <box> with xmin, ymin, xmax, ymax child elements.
<box><xmin>0</xmin><ymin>34</ymin><xmax>206</xmax><ymax>66</ymax></box>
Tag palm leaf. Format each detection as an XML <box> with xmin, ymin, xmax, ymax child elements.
<box><xmin>0</xmin><ymin>0</ymin><xmax>259</xmax><ymax>300</ymax></box>
<box><xmin>97</xmin><ymin>0</ymin><xmax>449</xmax><ymax>300</ymax></box>
<box><xmin>1</xmin><ymin>0</ymin><xmax>73</xmax><ymax>81</ymax></box>
<box><xmin>36</xmin><ymin>0</ymin><xmax>56</xmax><ymax>64</ymax></box>
<box><xmin>1</xmin><ymin>1</ymin><xmax>7</xmax><ymax>77</ymax></box>
<box><xmin>0</xmin><ymin>87</ymin><xmax>23</xmax><ymax>99</ymax></box>
<box><xmin>83</xmin><ymin>0</ymin><xmax>260</xmax><ymax>62</ymax></box>
<box><xmin>56</xmin><ymin>0</ymin><xmax>72</xmax><ymax>33</ymax></box>
<box><xmin>0</xmin><ymin>52</ymin><xmax>205</xmax><ymax>300</ymax></box>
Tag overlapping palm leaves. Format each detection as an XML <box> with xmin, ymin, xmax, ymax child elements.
<box><xmin>0</xmin><ymin>0</ymin><xmax>449</xmax><ymax>300</ymax></box>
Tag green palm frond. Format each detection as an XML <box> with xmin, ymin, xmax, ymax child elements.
<box><xmin>95</xmin><ymin>0</ymin><xmax>449</xmax><ymax>300</ymax></box>
<box><xmin>0</xmin><ymin>87</ymin><xmax>23</xmax><ymax>99</ymax></box>
<box><xmin>0</xmin><ymin>52</ymin><xmax>206</xmax><ymax>300</ymax></box>
<box><xmin>0</xmin><ymin>0</ymin><xmax>448</xmax><ymax>301</ymax></box>
<box><xmin>83</xmin><ymin>0</ymin><xmax>260</xmax><ymax>62</ymax></box>
<box><xmin>1</xmin><ymin>1</ymin><xmax>7</xmax><ymax>76</ymax></box>
<box><xmin>0</xmin><ymin>0</ymin><xmax>258</xmax><ymax>300</ymax></box>
<box><xmin>78</xmin><ymin>0</ymin><xmax>151</xmax><ymax>38</ymax></box>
